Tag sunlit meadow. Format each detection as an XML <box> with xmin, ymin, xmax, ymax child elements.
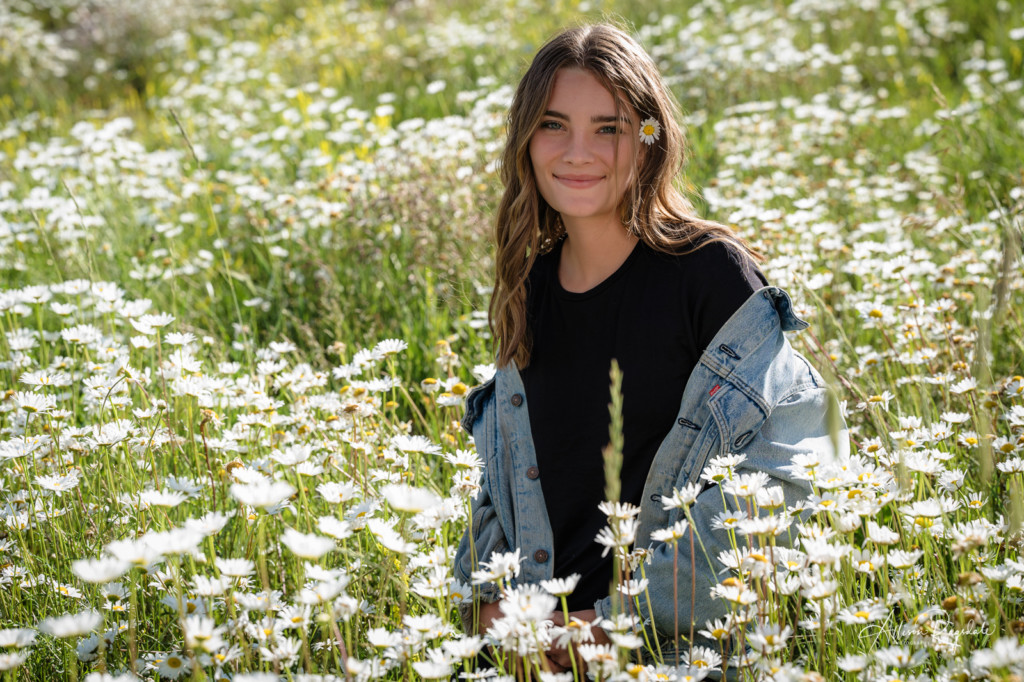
<box><xmin>1</xmin><ymin>0</ymin><xmax>1023</xmax><ymax>679</ymax></box>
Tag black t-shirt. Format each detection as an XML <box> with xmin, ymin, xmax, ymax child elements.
<box><xmin>520</xmin><ymin>236</ymin><xmax>767</xmax><ymax>611</ymax></box>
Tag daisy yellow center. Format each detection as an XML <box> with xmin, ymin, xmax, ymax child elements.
<box><xmin>643</xmin><ymin>124</ymin><xmax>655</xmax><ymax>135</ymax></box>
<box><xmin>855</xmin><ymin>610</ymin><xmax>871</xmax><ymax>619</ymax></box>
<box><xmin>168</xmin><ymin>657</ymin><xmax>183</xmax><ymax>669</ymax></box>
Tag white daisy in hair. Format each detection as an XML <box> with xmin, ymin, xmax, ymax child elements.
<box><xmin>638</xmin><ymin>117</ymin><xmax>661</xmax><ymax>144</ymax></box>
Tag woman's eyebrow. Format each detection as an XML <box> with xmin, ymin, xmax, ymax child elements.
<box><xmin>542</xmin><ymin>110</ymin><xmax>633</xmax><ymax>125</ymax></box>
<box><xmin>592</xmin><ymin>114</ymin><xmax>633</xmax><ymax>125</ymax></box>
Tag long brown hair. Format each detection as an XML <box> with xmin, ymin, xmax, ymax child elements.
<box><xmin>491</xmin><ymin>23</ymin><xmax>761</xmax><ymax>368</ymax></box>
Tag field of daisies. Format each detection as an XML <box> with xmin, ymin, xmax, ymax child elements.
<box><xmin>2</xmin><ymin>0</ymin><xmax>1024</xmax><ymax>679</ymax></box>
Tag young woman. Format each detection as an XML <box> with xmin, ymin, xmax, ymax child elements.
<box><xmin>453</xmin><ymin>23</ymin><xmax>845</xmax><ymax>673</ymax></box>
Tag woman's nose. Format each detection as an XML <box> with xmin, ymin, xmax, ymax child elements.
<box><xmin>562</xmin><ymin>132</ymin><xmax>593</xmax><ymax>164</ymax></box>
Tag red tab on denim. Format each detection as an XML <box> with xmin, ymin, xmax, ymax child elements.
<box><xmin>709</xmin><ymin>384</ymin><xmax>721</xmax><ymax>397</ymax></box>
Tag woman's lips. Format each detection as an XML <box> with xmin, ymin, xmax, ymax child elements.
<box><xmin>554</xmin><ymin>174</ymin><xmax>603</xmax><ymax>188</ymax></box>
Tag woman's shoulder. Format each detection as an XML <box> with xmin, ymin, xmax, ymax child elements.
<box><xmin>641</xmin><ymin>230</ymin><xmax>766</xmax><ymax>286</ymax></box>
<box><xmin>639</xmin><ymin>227</ymin><xmax>769</xmax><ymax>349</ymax></box>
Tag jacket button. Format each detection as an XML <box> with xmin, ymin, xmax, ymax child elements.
<box><xmin>526</xmin><ymin>466</ymin><xmax>540</xmax><ymax>480</ymax></box>
<box><xmin>511</xmin><ymin>393</ymin><xmax>523</xmax><ymax>407</ymax></box>
<box><xmin>534</xmin><ymin>549</ymin><xmax>549</xmax><ymax>563</ymax></box>
<box><xmin>734</xmin><ymin>431</ymin><xmax>752</xmax><ymax>448</ymax></box>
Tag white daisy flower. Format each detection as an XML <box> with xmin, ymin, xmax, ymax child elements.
<box><xmin>540</xmin><ymin>574</ymin><xmax>580</xmax><ymax>597</ymax></box>
<box><xmin>381</xmin><ymin>483</ymin><xmax>442</xmax><ymax>513</ymax></box>
<box><xmin>280</xmin><ymin>528</ymin><xmax>335</xmax><ymax>559</ymax></box>
<box><xmin>0</xmin><ymin>629</ymin><xmax>36</xmax><ymax>649</ymax></box>
<box><xmin>39</xmin><ymin>609</ymin><xmax>102</xmax><ymax>638</ymax></box>
<box><xmin>72</xmin><ymin>557</ymin><xmax>131</xmax><ymax>584</ymax></box>
<box><xmin>230</xmin><ymin>480</ymin><xmax>295</xmax><ymax>508</ymax></box>
<box><xmin>638</xmin><ymin>117</ymin><xmax>661</xmax><ymax>144</ymax></box>
<box><xmin>215</xmin><ymin>558</ymin><xmax>255</xmax><ymax>578</ymax></box>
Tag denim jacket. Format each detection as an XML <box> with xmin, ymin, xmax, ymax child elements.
<box><xmin>452</xmin><ymin>286</ymin><xmax>847</xmax><ymax>650</ymax></box>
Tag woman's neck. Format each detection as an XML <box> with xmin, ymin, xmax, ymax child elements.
<box><xmin>558</xmin><ymin>216</ymin><xmax>638</xmax><ymax>293</ymax></box>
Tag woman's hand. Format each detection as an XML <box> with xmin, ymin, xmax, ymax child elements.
<box><xmin>476</xmin><ymin>599</ymin><xmax>504</xmax><ymax>634</ymax></box>
<box><xmin>546</xmin><ymin>608</ymin><xmax>612</xmax><ymax>673</ymax></box>
<box><xmin>475</xmin><ymin>600</ymin><xmax>568</xmax><ymax>674</ymax></box>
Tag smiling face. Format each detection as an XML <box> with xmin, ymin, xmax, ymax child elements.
<box><xmin>528</xmin><ymin>68</ymin><xmax>641</xmax><ymax>231</ymax></box>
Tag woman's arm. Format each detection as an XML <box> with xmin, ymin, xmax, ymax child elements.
<box><xmin>596</xmin><ymin>381</ymin><xmax>845</xmax><ymax>650</ymax></box>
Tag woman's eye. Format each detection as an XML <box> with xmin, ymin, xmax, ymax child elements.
<box><xmin>599</xmin><ymin>125</ymin><xmax>618</xmax><ymax>134</ymax></box>
<box><xmin>539</xmin><ymin>120</ymin><xmax>563</xmax><ymax>130</ymax></box>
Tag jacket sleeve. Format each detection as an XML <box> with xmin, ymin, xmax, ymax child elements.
<box><xmin>452</xmin><ymin>379</ymin><xmax>509</xmax><ymax>631</ymax></box>
<box><xmin>595</xmin><ymin>379</ymin><xmax>846</xmax><ymax>650</ymax></box>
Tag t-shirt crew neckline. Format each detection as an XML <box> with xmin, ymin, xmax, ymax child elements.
<box><xmin>553</xmin><ymin>239</ymin><xmax>644</xmax><ymax>300</ymax></box>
